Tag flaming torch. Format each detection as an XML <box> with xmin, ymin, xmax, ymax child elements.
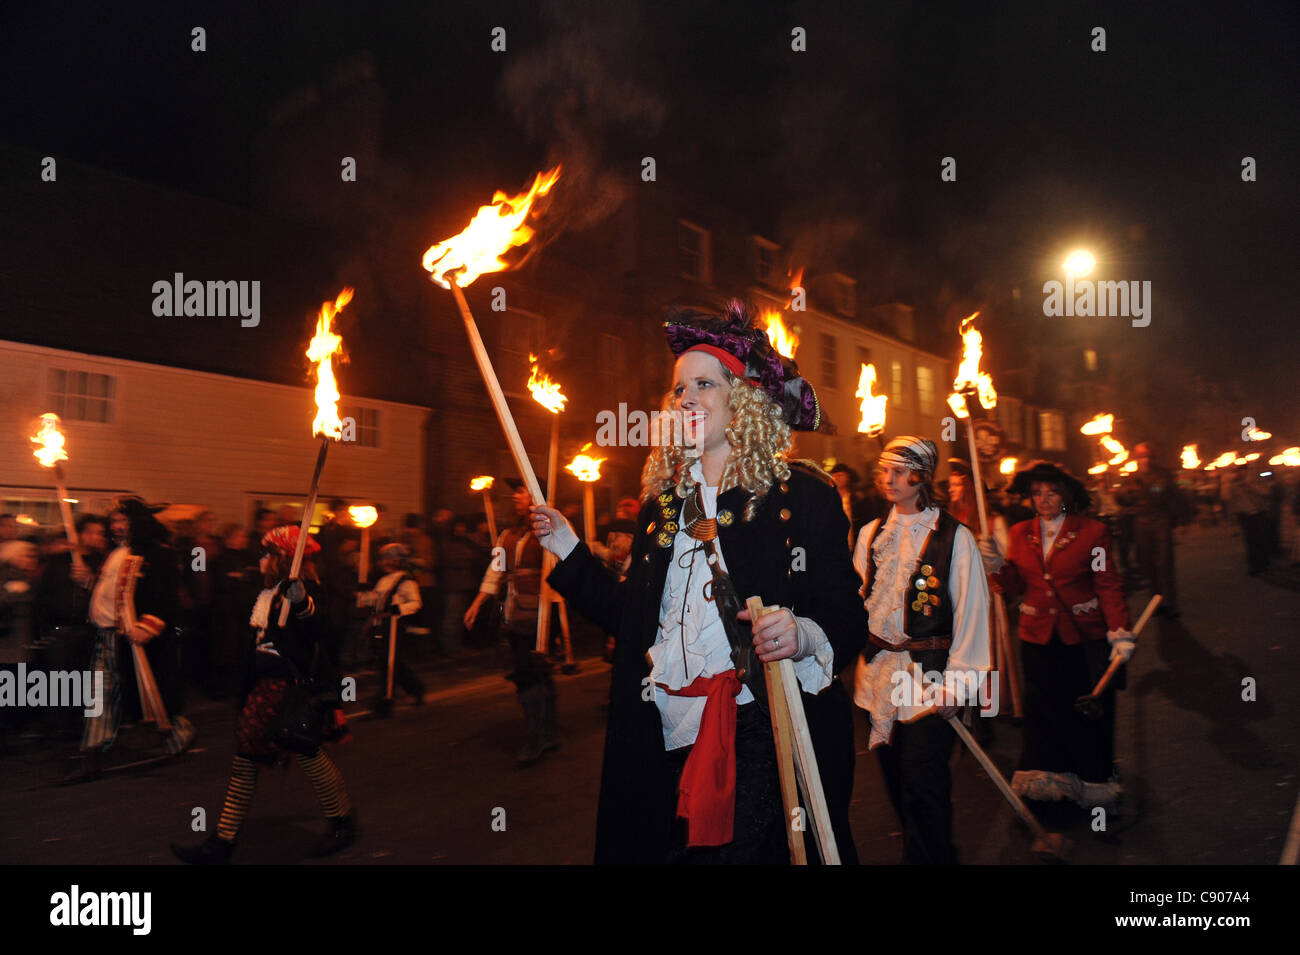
<box><xmin>422</xmin><ymin>166</ymin><xmax>561</xmax><ymax>507</ymax></box>
<box><xmin>565</xmin><ymin>443</ymin><xmax>605</xmax><ymax>544</ymax></box>
<box><xmin>348</xmin><ymin>505</ymin><xmax>378</xmax><ymax>584</ymax></box>
<box><xmin>470</xmin><ymin>476</ymin><xmax>498</xmax><ymax>543</ymax></box>
<box><xmin>29</xmin><ymin>412</ymin><xmax>84</xmax><ymax>574</ymax></box>
<box><xmin>947</xmin><ymin>312</ymin><xmax>996</xmax><ymax>536</ymax></box>
<box><xmin>280</xmin><ymin>287</ymin><xmax>353</xmax><ymax>625</ymax></box>
<box><xmin>527</xmin><ymin>353</ymin><xmax>573</xmax><ymax>661</ymax></box>
<box><xmin>855</xmin><ymin>364</ymin><xmax>888</xmax><ymax>446</ymax></box>
<box><xmin>764</xmin><ymin>309</ymin><xmax>800</xmax><ymax>360</ymax></box>
<box><xmin>1180</xmin><ymin>444</ymin><xmax>1201</xmax><ymax>470</ymax></box>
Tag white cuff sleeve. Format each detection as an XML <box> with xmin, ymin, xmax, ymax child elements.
<box><xmin>792</xmin><ymin>615</ymin><xmax>834</xmax><ymax>695</ymax></box>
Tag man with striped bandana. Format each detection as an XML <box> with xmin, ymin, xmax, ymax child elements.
<box><xmin>172</xmin><ymin>526</ymin><xmax>355</xmax><ymax>864</ymax></box>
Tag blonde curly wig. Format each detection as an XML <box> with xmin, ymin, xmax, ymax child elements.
<box><xmin>640</xmin><ymin>363</ymin><xmax>793</xmax><ymax>522</ymax></box>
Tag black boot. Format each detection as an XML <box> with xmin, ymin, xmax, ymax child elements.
<box><xmin>307</xmin><ymin>811</ymin><xmax>358</xmax><ymax>858</ymax></box>
<box><xmin>171</xmin><ymin>834</ymin><xmax>235</xmax><ymax>865</ymax></box>
<box><xmin>515</xmin><ymin>685</ymin><xmax>546</xmax><ymax>765</ymax></box>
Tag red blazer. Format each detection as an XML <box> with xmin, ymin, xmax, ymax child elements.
<box><xmin>993</xmin><ymin>515</ymin><xmax>1130</xmax><ymax>645</ymax></box>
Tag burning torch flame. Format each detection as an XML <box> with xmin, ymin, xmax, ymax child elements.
<box><xmin>1080</xmin><ymin>413</ymin><xmax>1114</xmax><ymax>436</ymax></box>
<box><xmin>422</xmin><ymin>167</ymin><xmax>562</xmax><ymax>289</ymax></box>
<box><xmin>764</xmin><ymin>309</ymin><xmax>800</xmax><ymax>359</ymax></box>
<box><xmin>528</xmin><ymin>354</ymin><xmax>567</xmax><ymax>414</ymax></box>
<box><xmin>470</xmin><ymin>475</ymin><xmax>494</xmax><ymax>491</ymax></box>
<box><xmin>1181</xmin><ymin>444</ymin><xmax>1200</xmax><ymax>469</ymax></box>
<box><xmin>347</xmin><ymin>505</ymin><xmax>378</xmax><ymax>529</ymax></box>
<box><xmin>949</xmin><ymin>311</ymin><xmax>996</xmax><ymax>417</ymax></box>
<box><xmin>1000</xmin><ymin>457</ymin><xmax>1018</xmax><ymax>476</ymax></box>
<box><xmin>1121</xmin><ymin>460</ymin><xmax>1139</xmax><ymax>474</ymax></box>
<box><xmin>1245</xmin><ymin>427</ymin><xmax>1271</xmax><ymax>442</ymax></box>
<box><xmin>1088</xmin><ymin>463</ymin><xmax>1109</xmax><ymax>475</ymax></box>
<box><xmin>1209</xmin><ymin>451</ymin><xmax>1236</xmax><ymax>469</ymax></box>
<box><xmin>308</xmin><ymin>288</ymin><xmax>353</xmax><ymax>440</ymax></box>
<box><xmin>565</xmin><ymin>443</ymin><xmax>605</xmax><ymax>483</ymax></box>
<box><xmin>30</xmin><ymin>412</ymin><xmax>68</xmax><ymax>468</ymax></box>
<box><xmin>1268</xmin><ymin>447</ymin><xmax>1300</xmax><ymax>467</ymax></box>
<box><xmin>855</xmin><ymin>364</ymin><xmax>888</xmax><ymax>436</ymax></box>
<box><xmin>1101</xmin><ymin>435</ymin><xmax>1128</xmax><ymax>466</ymax></box>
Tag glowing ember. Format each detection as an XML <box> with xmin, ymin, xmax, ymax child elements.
<box><xmin>527</xmin><ymin>354</ymin><xmax>567</xmax><ymax>413</ymax></box>
<box><xmin>470</xmin><ymin>475</ymin><xmax>494</xmax><ymax>491</ymax></box>
<box><xmin>30</xmin><ymin>412</ymin><xmax>68</xmax><ymax>468</ymax></box>
<box><xmin>1209</xmin><ymin>451</ymin><xmax>1236</xmax><ymax>469</ymax></box>
<box><xmin>1244</xmin><ymin>452</ymin><xmax>1261</xmax><ymax>462</ymax></box>
<box><xmin>1000</xmin><ymin>457</ymin><xmax>1018</xmax><ymax>475</ymax></box>
<box><xmin>1080</xmin><ymin>413</ymin><xmax>1114</xmax><ymax>436</ymax></box>
<box><xmin>1088</xmin><ymin>463</ymin><xmax>1109</xmax><ymax>475</ymax></box>
<box><xmin>565</xmin><ymin>443</ymin><xmax>605</xmax><ymax>483</ymax></box>
<box><xmin>1244</xmin><ymin>426</ymin><xmax>1271</xmax><ymax>442</ymax></box>
<box><xmin>855</xmin><ymin>363</ymin><xmax>888</xmax><ymax>436</ymax></box>
<box><xmin>1268</xmin><ymin>447</ymin><xmax>1300</xmax><ymax>467</ymax></box>
<box><xmin>949</xmin><ymin>312</ymin><xmax>996</xmax><ymax>414</ymax></box>
<box><xmin>1180</xmin><ymin>444</ymin><xmax>1201</xmax><ymax>469</ymax></box>
<box><xmin>308</xmin><ymin>288</ymin><xmax>352</xmax><ymax>439</ymax></box>
<box><xmin>422</xmin><ymin>167</ymin><xmax>561</xmax><ymax>289</ymax></box>
<box><xmin>947</xmin><ymin>392</ymin><xmax>970</xmax><ymax>419</ymax></box>
<box><xmin>1121</xmin><ymin>460</ymin><xmax>1138</xmax><ymax>474</ymax></box>
<box><xmin>764</xmin><ymin>309</ymin><xmax>800</xmax><ymax>359</ymax></box>
<box><xmin>347</xmin><ymin>505</ymin><xmax>378</xmax><ymax>529</ymax></box>
<box><xmin>1233</xmin><ymin>457</ymin><xmax>1248</xmax><ymax>466</ymax></box>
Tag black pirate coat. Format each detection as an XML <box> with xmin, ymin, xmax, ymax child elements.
<box><xmin>548</xmin><ymin>463</ymin><xmax>868</xmax><ymax>864</ymax></box>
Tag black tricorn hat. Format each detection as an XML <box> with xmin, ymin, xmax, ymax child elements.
<box><xmin>1009</xmin><ymin>460</ymin><xmax>1091</xmax><ymax>513</ymax></box>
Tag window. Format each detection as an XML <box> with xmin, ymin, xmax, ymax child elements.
<box><xmin>1038</xmin><ymin>411</ymin><xmax>1067</xmax><ymax>451</ymax></box>
<box><xmin>678</xmin><ymin>221</ymin><xmax>711</xmax><ymax>283</ymax></box>
<box><xmin>820</xmin><ymin>333</ymin><xmax>838</xmax><ymax>391</ymax></box>
<box><xmin>341</xmin><ymin>405</ymin><xmax>381</xmax><ymax>447</ymax></box>
<box><xmin>832</xmin><ymin>274</ymin><xmax>857</xmax><ymax>317</ymax></box>
<box><xmin>999</xmin><ymin>396</ymin><xmax>1023</xmax><ymax>444</ymax></box>
<box><xmin>49</xmin><ymin>369</ymin><xmax>115</xmax><ymax>423</ymax></box>
<box><xmin>890</xmin><ymin>359</ymin><xmax>905</xmax><ymax>409</ymax></box>
<box><xmin>1083</xmin><ymin>348</ymin><xmax>1098</xmax><ymax>372</ymax></box>
<box><xmin>754</xmin><ymin>237</ymin><xmax>780</xmax><ymax>286</ymax></box>
<box><xmin>915</xmin><ymin>365</ymin><xmax>935</xmax><ymax>415</ymax></box>
<box><xmin>1022</xmin><ymin>406</ymin><xmax>1038</xmax><ymax>449</ymax></box>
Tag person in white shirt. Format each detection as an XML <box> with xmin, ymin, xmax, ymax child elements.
<box><xmin>530</xmin><ymin>299</ymin><xmax>867</xmax><ymax>864</ymax></box>
<box><xmin>360</xmin><ymin>543</ymin><xmax>425</xmax><ymax>714</ymax></box>
<box><xmin>853</xmin><ymin>435</ymin><xmax>991</xmax><ymax>864</ymax></box>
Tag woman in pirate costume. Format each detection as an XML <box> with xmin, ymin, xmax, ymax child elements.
<box><xmin>980</xmin><ymin>461</ymin><xmax>1133</xmax><ymax>815</ymax></box>
<box><xmin>531</xmin><ymin>299</ymin><xmax>867</xmax><ymax>864</ymax></box>
<box><xmin>852</xmin><ymin>436</ymin><xmax>991</xmax><ymax>864</ymax></box>
<box><xmin>172</xmin><ymin>525</ymin><xmax>355</xmax><ymax>863</ymax></box>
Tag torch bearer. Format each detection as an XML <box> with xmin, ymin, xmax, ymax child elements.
<box><xmin>470</xmin><ymin>476</ymin><xmax>498</xmax><ymax>544</ymax></box>
<box><xmin>422</xmin><ymin>166</ymin><xmax>561</xmax><ymax>508</ymax></box>
<box><xmin>29</xmin><ymin>413</ymin><xmax>85</xmax><ymax>577</ymax></box>
<box><xmin>348</xmin><ymin>505</ymin><xmax>378</xmax><ymax>585</ymax></box>
<box><xmin>947</xmin><ymin>312</ymin><xmax>1022</xmax><ymax>717</ymax></box>
<box><xmin>566</xmin><ymin>444</ymin><xmax>606</xmax><ymax>545</ymax></box>
<box><xmin>280</xmin><ymin>288</ymin><xmax>353</xmax><ymax>626</ymax></box>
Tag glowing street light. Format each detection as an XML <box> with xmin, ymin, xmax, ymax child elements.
<box><xmin>1063</xmin><ymin>249</ymin><xmax>1096</xmax><ymax>278</ymax></box>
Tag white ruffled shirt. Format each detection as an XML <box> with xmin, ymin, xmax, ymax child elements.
<box><xmin>851</xmin><ymin>506</ymin><xmax>990</xmax><ymax>748</ymax></box>
<box><xmin>648</xmin><ymin>461</ymin><xmax>835</xmax><ymax>750</ymax></box>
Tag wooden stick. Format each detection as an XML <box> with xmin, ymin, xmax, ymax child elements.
<box><xmin>747</xmin><ymin>598</ymin><xmax>806</xmax><ymax>864</ymax></box>
<box><xmin>481</xmin><ymin>490</ymin><xmax>499</xmax><ymax>545</ymax></box>
<box><xmin>947</xmin><ymin>715</ymin><xmax>1062</xmax><ymax>854</ymax></box>
<box><xmin>583</xmin><ymin>483</ymin><xmax>595</xmax><ymax>546</ymax></box>
<box><xmin>963</xmin><ymin>414</ymin><xmax>990</xmax><ymax>538</ymax></box>
<box><xmin>358</xmin><ymin>525</ymin><xmax>370</xmax><ymax>585</ymax></box>
<box><xmin>279</xmin><ymin>436</ymin><xmax>330</xmax><ymax>626</ymax></box>
<box><xmin>747</xmin><ymin>597</ymin><xmax>841</xmax><ymax>864</ymax></box>
<box><xmin>537</xmin><ymin>415</ymin><xmax>561</xmax><ymax>652</ymax></box>
<box><xmin>52</xmin><ymin>466</ymin><xmax>86</xmax><ymax>577</ymax></box>
<box><xmin>386</xmin><ymin>611</ymin><xmax>398</xmax><ymax>701</ymax></box>
<box><xmin>992</xmin><ymin>593</ymin><xmax>1023</xmax><ymax>717</ymax></box>
<box><xmin>447</xmin><ymin>281</ymin><xmax>545</xmax><ymax>506</ymax></box>
<box><xmin>1086</xmin><ymin>594</ymin><xmax>1162</xmax><ymax>697</ymax></box>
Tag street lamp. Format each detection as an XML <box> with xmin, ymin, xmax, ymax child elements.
<box><xmin>1063</xmin><ymin>249</ymin><xmax>1096</xmax><ymax>278</ymax></box>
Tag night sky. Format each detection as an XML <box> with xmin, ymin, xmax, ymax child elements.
<box><xmin>2</xmin><ymin>0</ymin><xmax>1296</xmax><ymax>428</ymax></box>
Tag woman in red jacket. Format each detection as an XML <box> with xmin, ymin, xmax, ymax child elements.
<box><xmin>980</xmin><ymin>461</ymin><xmax>1134</xmax><ymax>812</ymax></box>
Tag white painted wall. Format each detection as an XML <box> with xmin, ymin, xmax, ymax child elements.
<box><xmin>0</xmin><ymin>340</ymin><xmax>429</xmax><ymax>532</ymax></box>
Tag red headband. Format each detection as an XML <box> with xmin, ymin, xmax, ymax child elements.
<box><xmin>683</xmin><ymin>344</ymin><xmax>759</xmax><ymax>385</ymax></box>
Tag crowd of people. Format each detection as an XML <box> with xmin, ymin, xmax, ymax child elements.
<box><xmin>3</xmin><ymin>298</ymin><xmax>1299</xmax><ymax>865</ymax></box>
